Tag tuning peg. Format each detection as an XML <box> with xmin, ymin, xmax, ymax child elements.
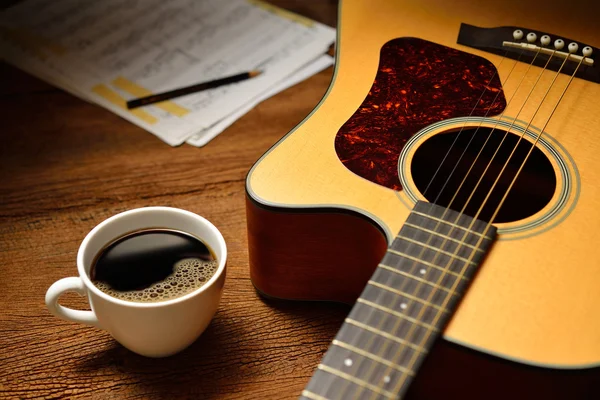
<box><xmin>540</xmin><ymin>35</ymin><xmax>551</xmax><ymax>46</ymax></box>
<box><xmin>513</xmin><ymin>29</ymin><xmax>524</xmax><ymax>40</ymax></box>
<box><xmin>568</xmin><ymin>42</ymin><xmax>579</xmax><ymax>53</ymax></box>
<box><xmin>554</xmin><ymin>39</ymin><xmax>564</xmax><ymax>50</ymax></box>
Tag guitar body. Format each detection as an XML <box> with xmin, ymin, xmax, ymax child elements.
<box><xmin>246</xmin><ymin>0</ymin><xmax>600</xmax><ymax>397</ymax></box>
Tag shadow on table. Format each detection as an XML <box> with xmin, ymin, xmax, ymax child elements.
<box><xmin>74</xmin><ymin>295</ymin><xmax>350</xmax><ymax>398</ymax></box>
<box><xmin>76</xmin><ymin>316</ymin><xmax>250</xmax><ymax>399</ymax></box>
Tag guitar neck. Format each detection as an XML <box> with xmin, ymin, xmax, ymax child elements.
<box><xmin>301</xmin><ymin>201</ymin><xmax>497</xmax><ymax>400</ymax></box>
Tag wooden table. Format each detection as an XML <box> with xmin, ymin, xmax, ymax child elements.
<box><xmin>0</xmin><ymin>2</ymin><xmax>344</xmax><ymax>398</ymax></box>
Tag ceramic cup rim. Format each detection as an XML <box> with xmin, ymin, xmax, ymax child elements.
<box><xmin>76</xmin><ymin>206</ymin><xmax>227</xmax><ymax>308</ymax></box>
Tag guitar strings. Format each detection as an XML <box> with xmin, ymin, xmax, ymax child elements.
<box><xmin>386</xmin><ymin>46</ymin><xmax>581</xmax><ymax>396</ymax></box>
<box><xmin>355</xmin><ymin>50</ymin><xmax>551</xmax><ymax>400</ymax></box>
<box><xmin>355</xmin><ymin>39</ymin><xmax>565</xmax><ymax>399</ymax></box>
<box><xmin>431</xmin><ymin>45</ymin><xmax>552</xmax><ymax>213</ymax></box>
<box><xmin>348</xmin><ymin>44</ymin><xmax>544</xmax><ymax>400</ymax></box>
<box><xmin>385</xmin><ymin>47</ymin><xmax>567</xmax><ymax>396</ymax></box>
<box><xmin>420</xmin><ymin>50</ymin><xmax>516</xmax><ymax>198</ymax></box>
<box><xmin>335</xmin><ymin>49</ymin><xmax>519</xmax><ymax>400</ymax></box>
<box><xmin>390</xmin><ymin>55</ymin><xmax>583</xmax><ymax>395</ymax></box>
<box><xmin>388</xmin><ymin>54</ymin><xmax>565</xmax><ymax>395</ymax></box>
<box><xmin>337</xmin><ymin>48</ymin><xmax>527</xmax><ymax>400</ymax></box>
<box><xmin>340</xmin><ymin>50</ymin><xmax>539</xmax><ymax>400</ymax></box>
<box><xmin>430</xmin><ymin>46</ymin><xmax>541</xmax><ymax>206</ymax></box>
<box><xmin>328</xmin><ymin>33</ymin><xmax>583</xmax><ymax>399</ymax></box>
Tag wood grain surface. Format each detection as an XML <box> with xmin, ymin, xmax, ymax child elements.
<box><xmin>0</xmin><ymin>2</ymin><xmax>341</xmax><ymax>399</ymax></box>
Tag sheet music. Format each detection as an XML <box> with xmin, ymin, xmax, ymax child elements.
<box><xmin>0</xmin><ymin>0</ymin><xmax>335</xmax><ymax>146</ymax></box>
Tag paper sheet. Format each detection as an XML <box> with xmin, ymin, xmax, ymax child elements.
<box><xmin>187</xmin><ymin>54</ymin><xmax>334</xmax><ymax>147</ymax></box>
<box><xmin>0</xmin><ymin>0</ymin><xmax>336</xmax><ymax>146</ymax></box>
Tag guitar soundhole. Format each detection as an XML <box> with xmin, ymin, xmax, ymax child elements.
<box><xmin>410</xmin><ymin>127</ymin><xmax>556</xmax><ymax>223</ymax></box>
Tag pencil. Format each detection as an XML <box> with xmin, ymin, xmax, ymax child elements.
<box><xmin>126</xmin><ymin>70</ymin><xmax>262</xmax><ymax>109</ymax></box>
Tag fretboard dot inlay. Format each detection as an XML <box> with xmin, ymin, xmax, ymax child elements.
<box><xmin>383</xmin><ymin>376</ymin><xmax>391</xmax><ymax>384</ymax></box>
<box><xmin>419</xmin><ymin>268</ymin><xmax>426</xmax><ymax>275</ymax></box>
<box><xmin>344</xmin><ymin>358</ymin><xmax>353</xmax><ymax>367</ymax></box>
<box><xmin>400</xmin><ymin>303</ymin><xmax>408</xmax><ymax>310</ymax></box>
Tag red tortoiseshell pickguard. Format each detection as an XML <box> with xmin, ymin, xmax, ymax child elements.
<box><xmin>334</xmin><ymin>38</ymin><xmax>507</xmax><ymax>190</ymax></box>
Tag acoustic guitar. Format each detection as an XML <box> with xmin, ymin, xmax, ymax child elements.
<box><xmin>245</xmin><ymin>0</ymin><xmax>600</xmax><ymax>398</ymax></box>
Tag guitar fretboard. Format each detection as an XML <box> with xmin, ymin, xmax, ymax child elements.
<box><xmin>301</xmin><ymin>201</ymin><xmax>496</xmax><ymax>400</ymax></box>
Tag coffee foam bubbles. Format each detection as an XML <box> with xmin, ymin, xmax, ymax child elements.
<box><xmin>94</xmin><ymin>258</ymin><xmax>218</xmax><ymax>303</ymax></box>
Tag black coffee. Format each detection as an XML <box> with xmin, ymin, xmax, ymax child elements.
<box><xmin>91</xmin><ymin>229</ymin><xmax>218</xmax><ymax>303</ymax></box>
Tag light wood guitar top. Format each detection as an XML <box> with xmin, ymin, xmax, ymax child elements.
<box><xmin>248</xmin><ymin>0</ymin><xmax>600</xmax><ymax>367</ymax></box>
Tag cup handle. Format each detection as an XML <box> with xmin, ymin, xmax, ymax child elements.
<box><xmin>45</xmin><ymin>277</ymin><xmax>102</xmax><ymax>328</ymax></box>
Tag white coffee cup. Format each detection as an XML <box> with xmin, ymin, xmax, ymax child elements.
<box><xmin>45</xmin><ymin>207</ymin><xmax>227</xmax><ymax>358</ymax></box>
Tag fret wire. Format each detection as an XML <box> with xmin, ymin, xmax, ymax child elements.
<box><xmin>317</xmin><ymin>364</ymin><xmax>397</xmax><ymax>399</ymax></box>
<box><xmin>397</xmin><ymin>232</ymin><xmax>484</xmax><ymax>253</ymax></box>
<box><xmin>367</xmin><ymin>280</ymin><xmax>449</xmax><ymax>313</ymax></box>
<box><xmin>301</xmin><ymin>390</ymin><xmax>329</xmax><ymax>400</ymax></box>
<box><xmin>410</xmin><ymin>211</ymin><xmax>493</xmax><ymax>239</ymax></box>
<box><xmin>387</xmin><ymin>248</ymin><xmax>474</xmax><ymax>274</ymax></box>
<box><xmin>393</xmin><ymin>235</ymin><xmax>479</xmax><ymax>265</ymax></box>
<box><xmin>403</xmin><ymin>222</ymin><xmax>481</xmax><ymax>250</ymax></box>
<box><xmin>377</xmin><ymin>263</ymin><xmax>459</xmax><ymax>296</ymax></box>
<box><xmin>356</xmin><ymin>298</ymin><xmax>439</xmax><ymax>332</ymax></box>
<box><xmin>345</xmin><ymin>318</ymin><xmax>428</xmax><ymax>354</ymax></box>
<box><xmin>332</xmin><ymin>339</ymin><xmax>415</xmax><ymax>375</ymax></box>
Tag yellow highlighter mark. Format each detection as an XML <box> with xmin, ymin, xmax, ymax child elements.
<box><xmin>112</xmin><ymin>77</ymin><xmax>190</xmax><ymax>117</ymax></box>
<box><xmin>92</xmin><ymin>84</ymin><xmax>158</xmax><ymax>125</ymax></box>
<box><xmin>247</xmin><ymin>0</ymin><xmax>314</xmax><ymax>27</ymax></box>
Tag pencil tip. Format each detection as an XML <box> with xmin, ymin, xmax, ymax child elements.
<box><xmin>249</xmin><ymin>70</ymin><xmax>262</xmax><ymax>78</ymax></box>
